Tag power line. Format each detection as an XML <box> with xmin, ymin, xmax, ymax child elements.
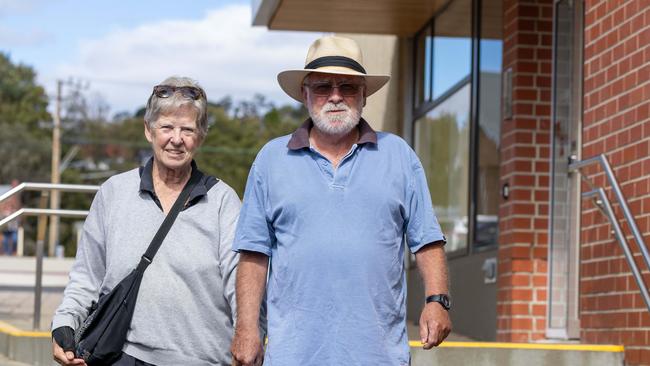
<box><xmin>61</xmin><ymin>137</ymin><xmax>260</xmax><ymax>155</ymax></box>
<box><xmin>72</xmin><ymin>77</ymin><xmax>152</xmax><ymax>88</ymax></box>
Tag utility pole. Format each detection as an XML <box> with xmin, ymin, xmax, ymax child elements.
<box><xmin>48</xmin><ymin>80</ymin><xmax>62</xmax><ymax>257</ymax></box>
<box><xmin>34</xmin><ymin>191</ymin><xmax>49</xmax><ymax>329</ymax></box>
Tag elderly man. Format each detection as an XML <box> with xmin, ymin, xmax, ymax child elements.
<box><xmin>231</xmin><ymin>36</ymin><xmax>451</xmax><ymax>366</ymax></box>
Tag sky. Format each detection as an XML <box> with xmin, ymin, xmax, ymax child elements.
<box><xmin>0</xmin><ymin>0</ymin><xmax>320</xmax><ymax>116</ymax></box>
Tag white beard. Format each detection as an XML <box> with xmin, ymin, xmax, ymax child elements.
<box><xmin>310</xmin><ymin>102</ymin><xmax>361</xmax><ymax>136</ymax></box>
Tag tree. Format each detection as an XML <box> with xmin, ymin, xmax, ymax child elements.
<box><xmin>192</xmin><ymin>98</ymin><xmax>307</xmax><ymax>196</ymax></box>
<box><xmin>35</xmin><ymin>85</ymin><xmax>305</xmax><ymax>253</ymax></box>
<box><xmin>0</xmin><ymin>54</ymin><xmax>307</xmax><ymax>254</ymax></box>
<box><xmin>0</xmin><ymin>53</ymin><xmax>51</xmax><ymax>183</ymax></box>
<box><xmin>57</xmin><ymin>93</ymin><xmax>307</xmax><ymax>196</ymax></box>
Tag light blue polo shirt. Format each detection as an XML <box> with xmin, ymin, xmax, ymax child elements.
<box><xmin>233</xmin><ymin>119</ymin><xmax>445</xmax><ymax>366</ymax></box>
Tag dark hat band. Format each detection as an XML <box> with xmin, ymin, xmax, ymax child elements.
<box><xmin>304</xmin><ymin>56</ymin><xmax>367</xmax><ymax>74</ymax></box>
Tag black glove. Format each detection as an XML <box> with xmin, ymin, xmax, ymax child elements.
<box><xmin>52</xmin><ymin>326</ymin><xmax>75</xmax><ymax>352</ymax></box>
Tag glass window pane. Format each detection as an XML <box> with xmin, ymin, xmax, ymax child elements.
<box><xmin>415</xmin><ymin>83</ymin><xmax>471</xmax><ymax>253</ymax></box>
<box><xmin>432</xmin><ymin>0</ymin><xmax>472</xmax><ymax>100</ymax></box>
<box><xmin>480</xmin><ymin>40</ymin><xmax>502</xmax><ymax>72</ymax></box>
<box><xmin>475</xmin><ymin>71</ymin><xmax>501</xmax><ymax>249</ymax></box>
<box><xmin>474</xmin><ymin>0</ymin><xmax>503</xmax><ymax>250</ymax></box>
<box><xmin>432</xmin><ymin>37</ymin><xmax>471</xmax><ymax>99</ymax></box>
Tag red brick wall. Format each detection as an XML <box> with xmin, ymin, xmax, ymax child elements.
<box><xmin>0</xmin><ymin>180</ymin><xmax>20</xmax><ymax>214</ymax></box>
<box><xmin>581</xmin><ymin>0</ymin><xmax>650</xmax><ymax>364</ymax></box>
<box><xmin>497</xmin><ymin>0</ymin><xmax>553</xmax><ymax>342</ymax></box>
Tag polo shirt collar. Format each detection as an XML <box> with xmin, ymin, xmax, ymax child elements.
<box><xmin>139</xmin><ymin>157</ymin><xmax>207</xmax><ymax>203</ymax></box>
<box><xmin>287</xmin><ymin>118</ymin><xmax>378</xmax><ymax>150</ymax></box>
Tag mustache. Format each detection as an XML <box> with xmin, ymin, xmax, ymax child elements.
<box><xmin>321</xmin><ymin>103</ymin><xmax>350</xmax><ymax>112</ymax></box>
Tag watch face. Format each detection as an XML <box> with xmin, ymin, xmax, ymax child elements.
<box><xmin>442</xmin><ymin>296</ymin><xmax>450</xmax><ymax>309</ymax></box>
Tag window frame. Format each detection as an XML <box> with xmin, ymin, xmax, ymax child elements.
<box><xmin>411</xmin><ymin>0</ymin><xmax>500</xmax><ymax>258</ymax></box>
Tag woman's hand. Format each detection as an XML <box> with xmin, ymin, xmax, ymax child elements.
<box><xmin>52</xmin><ymin>326</ymin><xmax>86</xmax><ymax>366</ymax></box>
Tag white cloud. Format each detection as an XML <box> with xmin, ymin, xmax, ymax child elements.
<box><xmin>0</xmin><ymin>0</ymin><xmax>42</xmax><ymax>17</ymax></box>
<box><xmin>0</xmin><ymin>25</ymin><xmax>51</xmax><ymax>47</ymax></box>
<box><xmin>0</xmin><ymin>0</ymin><xmax>51</xmax><ymax>46</ymax></box>
<box><xmin>52</xmin><ymin>4</ymin><xmax>320</xmax><ymax>114</ymax></box>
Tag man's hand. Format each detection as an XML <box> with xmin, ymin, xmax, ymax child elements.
<box><xmin>419</xmin><ymin>302</ymin><xmax>452</xmax><ymax>349</ymax></box>
<box><xmin>231</xmin><ymin>251</ymin><xmax>268</xmax><ymax>366</ymax></box>
<box><xmin>231</xmin><ymin>326</ymin><xmax>264</xmax><ymax>366</ymax></box>
<box><xmin>414</xmin><ymin>242</ymin><xmax>451</xmax><ymax>349</ymax></box>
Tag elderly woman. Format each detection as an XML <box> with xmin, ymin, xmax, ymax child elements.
<box><xmin>52</xmin><ymin>77</ymin><xmax>240</xmax><ymax>365</ymax></box>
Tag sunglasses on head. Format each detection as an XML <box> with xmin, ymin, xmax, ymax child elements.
<box><xmin>303</xmin><ymin>82</ymin><xmax>364</xmax><ymax>97</ymax></box>
<box><xmin>152</xmin><ymin>85</ymin><xmax>204</xmax><ymax>100</ymax></box>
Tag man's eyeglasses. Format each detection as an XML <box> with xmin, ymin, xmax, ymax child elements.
<box><xmin>153</xmin><ymin>85</ymin><xmax>204</xmax><ymax>100</ymax></box>
<box><xmin>303</xmin><ymin>82</ymin><xmax>364</xmax><ymax>97</ymax></box>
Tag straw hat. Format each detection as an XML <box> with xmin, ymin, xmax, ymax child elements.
<box><xmin>277</xmin><ymin>36</ymin><xmax>390</xmax><ymax>102</ymax></box>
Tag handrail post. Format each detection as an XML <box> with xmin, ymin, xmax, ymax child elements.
<box><xmin>33</xmin><ymin>192</ymin><xmax>49</xmax><ymax>330</ymax></box>
<box><xmin>0</xmin><ymin>182</ymin><xmax>100</xmax><ymax>330</ymax></box>
<box><xmin>17</xmin><ymin>225</ymin><xmax>24</xmax><ymax>257</ymax></box>
<box><xmin>586</xmin><ymin>189</ymin><xmax>650</xmax><ymax>312</ymax></box>
<box><xmin>570</xmin><ymin>154</ymin><xmax>650</xmax><ymax>315</ymax></box>
<box><xmin>598</xmin><ymin>155</ymin><xmax>650</xmax><ymax>272</ymax></box>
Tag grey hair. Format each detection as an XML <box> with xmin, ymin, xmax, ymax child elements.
<box><xmin>144</xmin><ymin>76</ymin><xmax>208</xmax><ymax>138</ymax></box>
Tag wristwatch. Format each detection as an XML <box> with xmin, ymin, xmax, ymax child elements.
<box><xmin>425</xmin><ymin>294</ymin><xmax>451</xmax><ymax>311</ymax></box>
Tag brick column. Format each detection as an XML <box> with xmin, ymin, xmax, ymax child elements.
<box><xmin>581</xmin><ymin>0</ymin><xmax>650</xmax><ymax>364</ymax></box>
<box><xmin>497</xmin><ymin>0</ymin><xmax>554</xmax><ymax>342</ymax></box>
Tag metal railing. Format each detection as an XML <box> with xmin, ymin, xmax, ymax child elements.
<box><xmin>0</xmin><ymin>182</ymin><xmax>99</xmax><ymax>329</ymax></box>
<box><xmin>0</xmin><ymin>182</ymin><xmax>99</xmax><ymax>207</ymax></box>
<box><xmin>569</xmin><ymin>154</ymin><xmax>650</xmax><ymax>313</ymax></box>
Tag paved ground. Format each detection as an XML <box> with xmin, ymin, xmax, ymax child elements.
<box><xmin>0</xmin><ymin>289</ymin><xmax>64</xmax><ymax>331</ymax></box>
<box><xmin>0</xmin><ymin>353</ymin><xmax>29</xmax><ymax>366</ymax></box>
<box><xmin>0</xmin><ymin>257</ymin><xmax>71</xmax><ymax>331</ymax></box>
<box><xmin>0</xmin><ymin>256</ymin><xmax>477</xmax><ymax>340</ymax></box>
<box><xmin>0</xmin><ymin>255</ymin><xmax>474</xmax><ymax>365</ymax></box>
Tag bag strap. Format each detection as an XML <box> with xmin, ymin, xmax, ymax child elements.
<box><xmin>136</xmin><ymin>167</ymin><xmax>202</xmax><ymax>271</ymax></box>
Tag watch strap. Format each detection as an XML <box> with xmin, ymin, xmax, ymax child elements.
<box><xmin>425</xmin><ymin>294</ymin><xmax>451</xmax><ymax>310</ymax></box>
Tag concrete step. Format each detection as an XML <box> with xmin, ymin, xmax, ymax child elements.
<box><xmin>0</xmin><ymin>321</ymin><xmax>626</xmax><ymax>366</ymax></box>
<box><xmin>411</xmin><ymin>342</ymin><xmax>625</xmax><ymax>365</ymax></box>
<box><xmin>0</xmin><ymin>321</ymin><xmax>53</xmax><ymax>366</ymax></box>
<box><xmin>0</xmin><ymin>257</ymin><xmax>625</xmax><ymax>365</ymax></box>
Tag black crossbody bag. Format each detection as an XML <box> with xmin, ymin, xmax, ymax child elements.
<box><xmin>74</xmin><ymin>169</ymin><xmax>201</xmax><ymax>365</ymax></box>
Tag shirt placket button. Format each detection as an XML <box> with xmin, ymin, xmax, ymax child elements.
<box><xmin>322</xmin><ymin>161</ymin><xmax>333</xmax><ymax>180</ymax></box>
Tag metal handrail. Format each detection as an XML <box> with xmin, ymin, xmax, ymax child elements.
<box><xmin>0</xmin><ymin>182</ymin><xmax>99</xmax><ymax>330</ymax></box>
<box><xmin>0</xmin><ymin>208</ymin><xmax>90</xmax><ymax>230</ymax></box>
<box><xmin>0</xmin><ymin>182</ymin><xmax>99</xmax><ymax>204</ymax></box>
<box><xmin>569</xmin><ymin>154</ymin><xmax>650</xmax><ymax>312</ymax></box>
<box><xmin>583</xmin><ymin>188</ymin><xmax>650</xmax><ymax>312</ymax></box>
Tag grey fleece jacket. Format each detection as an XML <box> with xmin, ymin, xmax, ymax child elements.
<box><xmin>52</xmin><ymin>167</ymin><xmax>240</xmax><ymax>365</ymax></box>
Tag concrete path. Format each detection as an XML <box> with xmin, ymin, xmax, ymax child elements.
<box><xmin>1</xmin><ymin>257</ymin><xmax>625</xmax><ymax>366</ymax></box>
<box><xmin>0</xmin><ymin>257</ymin><xmax>72</xmax><ymax>288</ymax></box>
<box><xmin>0</xmin><ymin>257</ymin><xmax>72</xmax><ymax>331</ymax></box>
<box><xmin>0</xmin><ymin>353</ymin><xmax>30</xmax><ymax>366</ymax></box>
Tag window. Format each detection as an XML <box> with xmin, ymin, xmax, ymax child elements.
<box><xmin>412</xmin><ymin>0</ymin><xmax>502</xmax><ymax>255</ymax></box>
<box><xmin>413</xmin><ymin>0</ymin><xmax>472</xmax><ymax>254</ymax></box>
<box><xmin>474</xmin><ymin>0</ymin><xmax>503</xmax><ymax>251</ymax></box>
<box><xmin>415</xmin><ymin>84</ymin><xmax>471</xmax><ymax>253</ymax></box>
<box><xmin>432</xmin><ymin>29</ymin><xmax>471</xmax><ymax>100</ymax></box>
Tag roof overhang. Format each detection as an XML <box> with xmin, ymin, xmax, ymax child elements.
<box><xmin>252</xmin><ymin>0</ymin><xmax>451</xmax><ymax>36</ymax></box>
